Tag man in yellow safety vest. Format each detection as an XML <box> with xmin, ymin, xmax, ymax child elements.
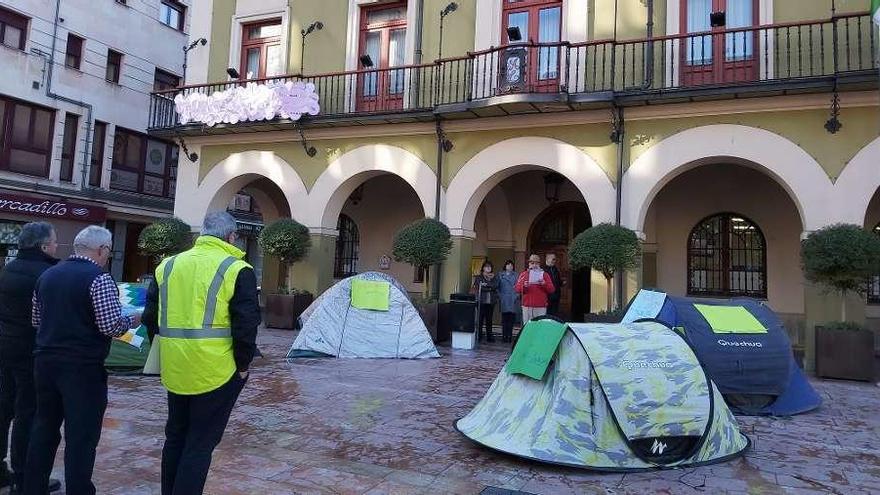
<box><xmin>143</xmin><ymin>211</ymin><xmax>260</xmax><ymax>495</ymax></box>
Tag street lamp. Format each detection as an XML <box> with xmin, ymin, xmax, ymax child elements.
<box><xmin>544</xmin><ymin>173</ymin><xmax>564</xmax><ymax>203</ymax></box>
<box><xmin>438</xmin><ymin>2</ymin><xmax>458</xmax><ymax>60</ymax></box>
<box><xmin>300</xmin><ymin>21</ymin><xmax>323</xmax><ymax>74</ymax></box>
<box><xmin>182</xmin><ymin>37</ymin><xmax>207</xmax><ymax>82</ymax></box>
<box><xmin>359</xmin><ymin>54</ymin><xmax>374</xmax><ymax>68</ymax></box>
<box><xmin>506</xmin><ymin>26</ymin><xmax>522</xmax><ymax>42</ymax></box>
<box><xmin>226</xmin><ymin>67</ymin><xmax>241</xmax><ymax>79</ymax></box>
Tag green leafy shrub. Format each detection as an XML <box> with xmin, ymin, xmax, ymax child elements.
<box><xmin>137</xmin><ymin>217</ymin><xmax>193</xmax><ymax>262</ymax></box>
<box><xmin>259</xmin><ymin>218</ymin><xmax>312</xmax><ymax>293</ymax></box>
<box><xmin>392</xmin><ymin>218</ymin><xmax>452</xmax><ymax>299</ymax></box>
<box><xmin>801</xmin><ymin>223</ymin><xmax>880</xmax><ymax>322</ymax></box>
<box><xmin>569</xmin><ymin>223</ymin><xmax>641</xmax><ymax>312</ymax></box>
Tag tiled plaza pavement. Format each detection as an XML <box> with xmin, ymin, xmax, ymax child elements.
<box><xmin>36</xmin><ymin>328</ymin><xmax>880</xmax><ymax>494</ymax></box>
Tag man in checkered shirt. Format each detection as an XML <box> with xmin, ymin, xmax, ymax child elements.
<box><xmin>24</xmin><ymin>226</ymin><xmax>141</xmax><ymax>495</ymax></box>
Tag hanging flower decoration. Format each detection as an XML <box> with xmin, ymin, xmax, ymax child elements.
<box><xmin>174</xmin><ymin>81</ymin><xmax>320</xmax><ymax>127</ymax></box>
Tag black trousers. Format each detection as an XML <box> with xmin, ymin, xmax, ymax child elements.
<box><xmin>24</xmin><ymin>359</ymin><xmax>107</xmax><ymax>495</ymax></box>
<box><xmin>547</xmin><ymin>298</ymin><xmax>561</xmax><ymax>317</ymax></box>
<box><xmin>478</xmin><ymin>303</ymin><xmax>494</xmax><ymax>341</ymax></box>
<box><xmin>0</xmin><ymin>356</ymin><xmax>36</xmax><ymax>487</ymax></box>
<box><xmin>501</xmin><ymin>312</ymin><xmax>516</xmax><ymax>341</ymax></box>
<box><xmin>162</xmin><ymin>373</ymin><xmax>246</xmax><ymax>495</ymax></box>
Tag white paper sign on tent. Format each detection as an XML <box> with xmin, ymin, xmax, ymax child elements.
<box><xmin>622</xmin><ymin>290</ymin><xmax>667</xmax><ymax>323</ymax></box>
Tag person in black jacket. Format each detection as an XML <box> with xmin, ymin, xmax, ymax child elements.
<box><xmin>544</xmin><ymin>253</ymin><xmax>564</xmax><ymax>317</ymax></box>
<box><xmin>0</xmin><ymin>222</ymin><xmax>61</xmax><ymax>493</ymax></box>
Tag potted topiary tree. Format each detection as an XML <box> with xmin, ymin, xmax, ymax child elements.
<box><xmin>801</xmin><ymin>223</ymin><xmax>880</xmax><ymax>381</ymax></box>
<box><xmin>137</xmin><ymin>217</ymin><xmax>193</xmax><ymax>264</ymax></box>
<box><xmin>569</xmin><ymin>223</ymin><xmax>641</xmax><ymax>322</ymax></box>
<box><xmin>259</xmin><ymin>218</ymin><xmax>313</xmax><ymax>329</ymax></box>
<box><xmin>392</xmin><ymin>218</ymin><xmax>453</xmax><ymax>341</ymax></box>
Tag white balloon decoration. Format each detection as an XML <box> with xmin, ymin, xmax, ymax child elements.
<box><xmin>174</xmin><ymin>81</ymin><xmax>320</xmax><ymax>127</ymax></box>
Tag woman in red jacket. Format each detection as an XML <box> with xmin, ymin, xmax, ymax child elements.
<box><xmin>514</xmin><ymin>254</ymin><xmax>555</xmax><ymax>323</ymax></box>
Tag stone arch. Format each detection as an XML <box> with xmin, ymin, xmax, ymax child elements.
<box><xmin>445</xmin><ymin>136</ymin><xmax>616</xmax><ymax>235</ymax></box>
<box><xmin>832</xmin><ymin>137</ymin><xmax>880</xmax><ymax>226</ymax></box>
<box><xmin>622</xmin><ymin>124</ymin><xmax>833</xmax><ymax>232</ymax></box>
<box><xmin>306</xmin><ymin>144</ymin><xmax>438</xmax><ymax>231</ymax></box>
<box><xmin>174</xmin><ymin>150</ymin><xmax>308</xmax><ymax>228</ymax></box>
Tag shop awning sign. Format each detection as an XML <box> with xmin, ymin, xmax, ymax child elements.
<box><xmin>0</xmin><ymin>192</ymin><xmax>107</xmax><ymax>223</ymax></box>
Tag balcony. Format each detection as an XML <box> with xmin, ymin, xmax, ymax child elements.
<box><xmin>149</xmin><ymin>13</ymin><xmax>877</xmax><ymax>136</ymax></box>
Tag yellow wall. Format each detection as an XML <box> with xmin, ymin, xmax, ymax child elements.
<box><xmin>421</xmin><ymin>0</ymin><xmax>477</xmax><ymax>61</ymax></box>
<box><xmin>290</xmin><ymin>0</ymin><xmax>349</xmax><ymax>75</ymax></box>
<box><xmin>207</xmin><ymin>0</ymin><xmax>236</xmax><ymax>83</ymax></box>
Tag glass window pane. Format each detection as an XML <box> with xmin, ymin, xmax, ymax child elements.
<box><xmin>124</xmin><ymin>133</ymin><xmax>143</xmax><ymax>168</ymax></box>
<box><xmin>686</xmin><ymin>0</ymin><xmax>712</xmax><ymax>64</ymax></box>
<box><xmin>8</xmin><ymin>150</ymin><xmax>47</xmax><ymax>176</ymax></box>
<box><xmin>537</xmin><ymin>7</ymin><xmax>560</xmax><ymax>80</ymax></box>
<box><xmin>248</xmin><ymin>23</ymin><xmax>281</xmax><ymax>39</ymax></box>
<box><xmin>11</xmin><ymin>106</ymin><xmax>30</xmax><ymax>146</ymax></box>
<box><xmin>245</xmin><ymin>48</ymin><xmax>260</xmax><ymax>79</ymax></box>
<box><xmin>33</xmin><ymin>109</ymin><xmax>52</xmax><ymax>148</ymax></box>
<box><xmin>90</xmin><ymin>122</ymin><xmax>106</xmax><ymax>186</ymax></box>
<box><xmin>145</xmin><ymin>139</ymin><xmax>167</xmax><ymax>175</ymax></box>
<box><xmin>388</xmin><ymin>29</ymin><xmax>406</xmax><ymax>94</ymax></box>
<box><xmin>362</xmin><ymin>32</ymin><xmax>380</xmax><ymax>96</ymax></box>
<box><xmin>110</xmin><ymin>169</ymin><xmax>139</xmax><ymax>191</ymax></box>
<box><xmin>725</xmin><ymin>0</ymin><xmax>753</xmax><ymax>60</ymax></box>
<box><xmin>142</xmin><ymin>175</ymin><xmax>165</xmax><ymax>196</ymax></box>
<box><xmin>3</xmin><ymin>26</ymin><xmax>22</xmax><ymax>49</ymax></box>
<box><xmin>265</xmin><ymin>44</ymin><xmax>283</xmax><ymax>77</ymax></box>
<box><xmin>507</xmin><ymin>12</ymin><xmax>528</xmax><ymax>44</ymax></box>
<box><xmin>367</xmin><ymin>7</ymin><xmax>405</xmax><ymax>24</ymax></box>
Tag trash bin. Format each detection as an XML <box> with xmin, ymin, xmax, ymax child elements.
<box><xmin>449</xmin><ymin>293</ymin><xmax>477</xmax><ymax>350</ymax></box>
<box><xmin>449</xmin><ymin>293</ymin><xmax>476</xmax><ymax>332</ymax></box>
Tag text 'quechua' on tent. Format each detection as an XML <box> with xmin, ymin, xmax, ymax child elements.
<box><xmin>622</xmin><ymin>289</ymin><xmax>821</xmax><ymax>416</ymax></box>
<box><xmin>287</xmin><ymin>272</ymin><xmax>439</xmax><ymax>359</ymax></box>
<box><xmin>456</xmin><ymin>319</ymin><xmax>749</xmax><ymax>471</ymax></box>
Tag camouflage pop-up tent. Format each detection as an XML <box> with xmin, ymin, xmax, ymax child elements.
<box><xmin>287</xmin><ymin>272</ymin><xmax>439</xmax><ymax>359</ymax></box>
<box><xmin>105</xmin><ymin>283</ymin><xmax>152</xmax><ymax>373</ymax></box>
<box><xmin>456</xmin><ymin>319</ymin><xmax>749</xmax><ymax>471</ymax></box>
<box><xmin>622</xmin><ymin>290</ymin><xmax>821</xmax><ymax>416</ymax></box>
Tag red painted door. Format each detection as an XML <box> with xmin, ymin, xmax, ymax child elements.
<box><xmin>681</xmin><ymin>0</ymin><xmax>759</xmax><ymax>86</ymax></box>
<box><xmin>501</xmin><ymin>0</ymin><xmax>563</xmax><ymax>93</ymax></box>
<box><xmin>357</xmin><ymin>2</ymin><xmax>407</xmax><ymax>112</ymax></box>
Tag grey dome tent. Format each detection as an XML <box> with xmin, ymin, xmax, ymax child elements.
<box><xmin>456</xmin><ymin>319</ymin><xmax>749</xmax><ymax>471</ymax></box>
<box><xmin>287</xmin><ymin>272</ymin><xmax>440</xmax><ymax>359</ymax></box>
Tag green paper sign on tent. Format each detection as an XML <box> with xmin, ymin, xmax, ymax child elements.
<box><xmin>506</xmin><ymin>319</ymin><xmax>568</xmax><ymax>379</ymax></box>
<box><xmin>694</xmin><ymin>304</ymin><xmax>767</xmax><ymax>334</ymax></box>
<box><xmin>350</xmin><ymin>279</ymin><xmax>391</xmax><ymax>311</ymax></box>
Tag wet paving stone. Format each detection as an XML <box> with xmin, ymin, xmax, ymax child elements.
<box><xmin>32</xmin><ymin>328</ymin><xmax>880</xmax><ymax>494</ymax></box>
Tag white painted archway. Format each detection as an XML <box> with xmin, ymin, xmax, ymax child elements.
<box><xmin>622</xmin><ymin>124</ymin><xmax>834</xmax><ymax>232</ymax></box>
<box><xmin>306</xmin><ymin>144</ymin><xmax>438</xmax><ymax>232</ymax></box>
<box><xmin>173</xmin><ymin>150</ymin><xmax>309</xmax><ymax>228</ymax></box>
<box><xmin>445</xmin><ymin>136</ymin><xmax>616</xmax><ymax>236</ymax></box>
<box><xmin>832</xmin><ymin>137</ymin><xmax>880</xmax><ymax>226</ymax></box>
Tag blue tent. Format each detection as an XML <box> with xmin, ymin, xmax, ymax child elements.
<box><xmin>622</xmin><ymin>290</ymin><xmax>821</xmax><ymax>416</ymax></box>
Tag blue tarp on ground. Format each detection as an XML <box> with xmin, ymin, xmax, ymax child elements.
<box><xmin>623</xmin><ymin>290</ymin><xmax>821</xmax><ymax>416</ymax></box>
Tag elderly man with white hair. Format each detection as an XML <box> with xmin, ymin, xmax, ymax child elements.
<box><xmin>24</xmin><ymin>225</ymin><xmax>141</xmax><ymax>495</ymax></box>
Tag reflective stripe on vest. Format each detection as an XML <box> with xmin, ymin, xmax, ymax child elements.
<box><xmin>159</xmin><ymin>256</ymin><xmax>236</xmax><ymax>339</ymax></box>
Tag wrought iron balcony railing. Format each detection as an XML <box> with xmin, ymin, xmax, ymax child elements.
<box><xmin>150</xmin><ymin>13</ymin><xmax>876</xmax><ymax>132</ymax></box>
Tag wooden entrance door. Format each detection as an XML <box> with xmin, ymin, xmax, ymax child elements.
<box><xmin>528</xmin><ymin>202</ymin><xmax>591</xmax><ymax>321</ymax></box>
<box><xmin>681</xmin><ymin>0</ymin><xmax>759</xmax><ymax>86</ymax></box>
<box><xmin>357</xmin><ymin>2</ymin><xmax>407</xmax><ymax>112</ymax></box>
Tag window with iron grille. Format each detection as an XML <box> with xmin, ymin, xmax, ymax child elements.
<box><xmin>0</xmin><ymin>7</ymin><xmax>28</xmax><ymax>50</ymax></box>
<box><xmin>334</xmin><ymin>214</ymin><xmax>359</xmax><ymax>278</ymax></box>
<box><xmin>868</xmin><ymin>223</ymin><xmax>880</xmax><ymax>304</ymax></box>
<box><xmin>687</xmin><ymin>213</ymin><xmax>766</xmax><ymax>298</ymax></box>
